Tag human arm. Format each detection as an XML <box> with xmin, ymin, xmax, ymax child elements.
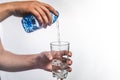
<box><xmin>0</xmin><ymin>40</ymin><xmax>72</xmax><ymax>72</ymax></box>
<box><xmin>0</xmin><ymin>1</ymin><xmax>58</xmax><ymax>27</ymax></box>
<box><xmin>0</xmin><ymin>39</ymin><xmax>37</xmax><ymax>72</ymax></box>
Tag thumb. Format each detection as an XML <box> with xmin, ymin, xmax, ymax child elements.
<box><xmin>48</xmin><ymin>52</ymin><xmax>53</xmax><ymax>61</ymax></box>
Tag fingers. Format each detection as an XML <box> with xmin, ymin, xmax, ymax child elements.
<box><xmin>62</xmin><ymin>58</ymin><xmax>72</xmax><ymax>65</ymax></box>
<box><xmin>30</xmin><ymin>1</ymin><xmax>58</xmax><ymax>28</ymax></box>
<box><xmin>66</xmin><ymin>58</ymin><xmax>72</xmax><ymax>65</ymax></box>
<box><xmin>61</xmin><ymin>52</ymin><xmax>72</xmax><ymax>72</ymax></box>
<box><xmin>30</xmin><ymin>8</ymin><xmax>43</xmax><ymax>26</ymax></box>
<box><xmin>54</xmin><ymin>50</ymin><xmax>72</xmax><ymax>65</ymax></box>
<box><xmin>61</xmin><ymin>50</ymin><xmax>72</xmax><ymax>57</ymax></box>
<box><xmin>12</xmin><ymin>1</ymin><xmax>58</xmax><ymax>27</ymax></box>
<box><xmin>52</xmin><ymin>51</ymin><xmax>72</xmax><ymax>60</ymax></box>
<box><xmin>66</xmin><ymin>67</ymin><xmax>72</xmax><ymax>72</ymax></box>
<box><xmin>34</xmin><ymin>6</ymin><xmax>48</xmax><ymax>28</ymax></box>
<box><xmin>41</xmin><ymin>2</ymin><xmax>58</xmax><ymax>16</ymax></box>
<box><xmin>38</xmin><ymin>3</ymin><xmax>53</xmax><ymax>26</ymax></box>
<box><xmin>50</xmin><ymin>51</ymin><xmax>73</xmax><ymax>73</ymax></box>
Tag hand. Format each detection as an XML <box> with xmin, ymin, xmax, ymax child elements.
<box><xmin>9</xmin><ymin>1</ymin><xmax>58</xmax><ymax>27</ymax></box>
<box><xmin>34</xmin><ymin>51</ymin><xmax>72</xmax><ymax>72</ymax></box>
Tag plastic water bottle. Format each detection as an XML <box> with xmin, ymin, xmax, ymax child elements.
<box><xmin>21</xmin><ymin>11</ymin><xmax>59</xmax><ymax>33</ymax></box>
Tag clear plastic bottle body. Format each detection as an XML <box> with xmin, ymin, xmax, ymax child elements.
<box><xmin>21</xmin><ymin>12</ymin><xmax>59</xmax><ymax>33</ymax></box>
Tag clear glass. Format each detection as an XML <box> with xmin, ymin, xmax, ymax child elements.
<box><xmin>50</xmin><ymin>41</ymin><xmax>70</xmax><ymax>80</ymax></box>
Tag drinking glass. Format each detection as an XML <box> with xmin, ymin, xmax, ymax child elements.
<box><xmin>50</xmin><ymin>41</ymin><xmax>70</xmax><ymax>80</ymax></box>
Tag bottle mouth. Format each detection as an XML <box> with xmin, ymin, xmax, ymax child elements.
<box><xmin>51</xmin><ymin>11</ymin><xmax>59</xmax><ymax>24</ymax></box>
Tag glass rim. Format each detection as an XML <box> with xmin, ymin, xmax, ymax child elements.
<box><xmin>50</xmin><ymin>41</ymin><xmax>70</xmax><ymax>46</ymax></box>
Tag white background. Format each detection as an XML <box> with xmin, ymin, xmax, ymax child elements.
<box><xmin>0</xmin><ymin>0</ymin><xmax>120</xmax><ymax>80</ymax></box>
